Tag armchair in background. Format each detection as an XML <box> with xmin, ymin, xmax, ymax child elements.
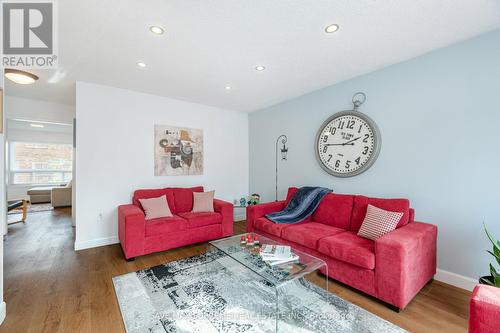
<box><xmin>51</xmin><ymin>180</ymin><xmax>72</xmax><ymax>208</ymax></box>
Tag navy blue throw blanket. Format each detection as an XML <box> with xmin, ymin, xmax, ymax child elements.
<box><xmin>266</xmin><ymin>186</ymin><xmax>332</xmax><ymax>224</ymax></box>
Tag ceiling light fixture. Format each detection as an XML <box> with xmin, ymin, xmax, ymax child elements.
<box><xmin>30</xmin><ymin>123</ymin><xmax>45</xmax><ymax>128</ymax></box>
<box><xmin>4</xmin><ymin>68</ymin><xmax>39</xmax><ymax>85</ymax></box>
<box><xmin>137</xmin><ymin>61</ymin><xmax>147</xmax><ymax>68</ymax></box>
<box><xmin>325</xmin><ymin>24</ymin><xmax>340</xmax><ymax>33</ymax></box>
<box><xmin>255</xmin><ymin>65</ymin><xmax>266</xmax><ymax>71</ymax></box>
<box><xmin>225</xmin><ymin>86</ymin><xmax>232</xmax><ymax>90</ymax></box>
<box><xmin>149</xmin><ymin>26</ymin><xmax>165</xmax><ymax>35</ymax></box>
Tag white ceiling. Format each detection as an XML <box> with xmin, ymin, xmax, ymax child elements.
<box><xmin>5</xmin><ymin>0</ymin><xmax>500</xmax><ymax>112</ymax></box>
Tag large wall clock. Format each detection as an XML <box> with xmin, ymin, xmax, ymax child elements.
<box><xmin>315</xmin><ymin>93</ymin><xmax>381</xmax><ymax>177</ymax></box>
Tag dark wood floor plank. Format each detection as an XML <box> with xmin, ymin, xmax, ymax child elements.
<box><xmin>1</xmin><ymin>208</ymin><xmax>470</xmax><ymax>332</ymax></box>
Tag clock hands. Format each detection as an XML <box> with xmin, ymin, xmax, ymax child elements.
<box><xmin>325</xmin><ymin>141</ymin><xmax>356</xmax><ymax>146</ymax></box>
<box><xmin>343</xmin><ymin>137</ymin><xmax>361</xmax><ymax>145</ymax></box>
<box><xmin>324</xmin><ymin>136</ymin><xmax>361</xmax><ymax>147</ymax></box>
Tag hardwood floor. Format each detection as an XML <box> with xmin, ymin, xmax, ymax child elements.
<box><xmin>1</xmin><ymin>209</ymin><xmax>470</xmax><ymax>332</ymax></box>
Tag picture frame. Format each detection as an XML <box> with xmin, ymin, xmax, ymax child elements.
<box><xmin>154</xmin><ymin>124</ymin><xmax>204</xmax><ymax>176</ymax></box>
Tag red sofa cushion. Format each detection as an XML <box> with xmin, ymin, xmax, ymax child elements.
<box><xmin>311</xmin><ymin>193</ymin><xmax>354</xmax><ymax>230</ymax></box>
<box><xmin>285</xmin><ymin>187</ymin><xmax>353</xmax><ymax>230</ymax></box>
<box><xmin>285</xmin><ymin>187</ymin><xmax>298</xmax><ymax>204</ymax></box>
<box><xmin>178</xmin><ymin>212</ymin><xmax>222</xmax><ymax>229</ymax></box>
<box><xmin>145</xmin><ymin>215</ymin><xmax>187</xmax><ymax>236</ymax></box>
<box><xmin>409</xmin><ymin>208</ymin><xmax>415</xmax><ymax>223</ymax></box>
<box><xmin>317</xmin><ymin>232</ymin><xmax>376</xmax><ymax>270</ymax></box>
<box><xmin>281</xmin><ymin>222</ymin><xmax>345</xmax><ymax>249</ymax></box>
<box><xmin>133</xmin><ymin>188</ymin><xmax>176</xmax><ymax>213</ymax></box>
<box><xmin>172</xmin><ymin>186</ymin><xmax>204</xmax><ymax>213</ymax></box>
<box><xmin>254</xmin><ymin>217</ymin><xmax>292</xmax><ymax>237</ymax></box>
<box><xmin>350</xmin><ymin>195</ymin><xmax>410</xmax><ymax>232</ymax></box>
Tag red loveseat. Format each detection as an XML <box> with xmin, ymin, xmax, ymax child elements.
<box><xmin>118</xmin><ymin>186</ymin><xmax>233</xmax><ymax>260</ymax></box>
<box><xmin>247</xmin><ymin>187</ymin><xmax>437</xmax><ymax>311</ymax></box>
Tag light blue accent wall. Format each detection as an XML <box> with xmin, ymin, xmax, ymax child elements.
<box><xmin>249</xmin><ymin>29</ymin><xmax>500</xmax><ymax>279</ymax></box>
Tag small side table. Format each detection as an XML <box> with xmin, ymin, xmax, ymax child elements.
<box><xmin>7</xmin><ymin>199</ymin><xmax>28</xmax><ymax>225</ymax></box>
<box><xmin>234</xmin><ymin>205</ymin><xmax>247</xmax><ymax>222</ymax></box>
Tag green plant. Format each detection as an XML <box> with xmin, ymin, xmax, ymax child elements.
<box><xmin>484</xmin><ymin>224</ymin><xmax>500</xmax><ymax>287</ymax></box>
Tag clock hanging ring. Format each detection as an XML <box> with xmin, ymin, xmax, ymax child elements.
<box><xmin>315</xmin><ymin>93</ymin><xmax>381</xmax><ymax>177</ymax></box>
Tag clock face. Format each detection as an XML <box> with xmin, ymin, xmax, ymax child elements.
<box><xmin>315</xmin><ymin>111</ymin><xmax>381</xmax><ymax>177</ymax></box>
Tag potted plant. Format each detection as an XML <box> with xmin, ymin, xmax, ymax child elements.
<box><xmin>247</xmin><ymin>193</ymin><xmax>261</xmax><ymax>206</ymax></box>
<box><xmin>480</xmin><ymin>225</ymin><xmax>500</xmax><ymax>286</ymax></box>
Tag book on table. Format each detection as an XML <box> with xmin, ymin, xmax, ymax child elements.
<box><xmin>259</xmin><ymin>245</ymin><xmax>299</xmax><ymax>265</ymax></box>
<box><xmin>265</xmin><ymin>254</ymin><xmax>300</xmax><ymax>266</ymax></box>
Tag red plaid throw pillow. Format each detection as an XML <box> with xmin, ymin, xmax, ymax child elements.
<box><xmin>357</xmin><ymin>204</ymin><xmax>404</xmax><ymax>240</ymax></box>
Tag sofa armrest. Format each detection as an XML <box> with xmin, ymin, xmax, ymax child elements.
<box><xmin>118</xmin><ymin>204</ymin><xmax>146</xmax><ymax>259</ymax></box>
<box><xmin>51</xmin><ymin>187</ymin><xmax>72</xmax><ymax>207</ymax></box>
<box><xmin>246</xmin><ymin>201</ymin><xmax>286</xmax><ymax>232</ymax></box>
<box><xmin>214</xmin><ymin>199</ymin><xmax>234</xmax><ymax>237</ymax></box>
<box><xmin>375</xmin><ymin>221</ymin><xmax>437</xmax><ymax>309</ymax></box>
<box><xmin>469</xmin><ymin>284</ymin><xmax>500</xmax><ymax>333</ymax></box>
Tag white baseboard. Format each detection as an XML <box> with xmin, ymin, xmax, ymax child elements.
<box><xmin>435</xmin><ymin>268</ymin><xmax>477</xmax><ymax>291</ymax></box>
<box><xmin>0</xmin><ymin>301</ymin><xmax>6</xmax><ymax>325</ymax></box>
<box><xmin>74</xmin><ymin>236</ymin><xmax>119</xmax><ymax>251</ymax></box>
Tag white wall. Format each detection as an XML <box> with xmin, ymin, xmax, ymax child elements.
<box><xmin>249</xmin><ymin>29</ymin><xmax>500</xmax><ymax>290</ymax></box>
<box><xmin>4</xmin><ymin>96</ymin><xmax>75</xmax><ymax>124</ymax></box>
<box><xmin>75</xmin><ymin>82</ymin><xmax>249</xmax><ymax>250</ymax></box>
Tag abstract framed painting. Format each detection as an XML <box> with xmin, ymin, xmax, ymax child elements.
<box><xmin>154</xmin><ymin>125</ymin><xmax>204</xmax><ymax>176</ymax></box>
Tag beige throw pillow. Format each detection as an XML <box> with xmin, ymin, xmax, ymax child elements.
<box><xmin>138</xmin><ymin>195</ymin><xmax>173</xmax><ymax>220</ymax></box>
<box><xmin>192</xmin><ymin>191</ymin><xmax>215</xmax><ymax>213</ymax></box>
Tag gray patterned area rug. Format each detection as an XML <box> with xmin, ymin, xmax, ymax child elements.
<box><xmin>112</xmin><ymin>251</ymin><xmax>407</xmax><ymax>333</ymax></box>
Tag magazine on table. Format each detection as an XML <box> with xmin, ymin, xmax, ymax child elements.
<box><xmin>259</xmin><ymin>244</ymin><xmax>299</xmax><ymax>265</ymax></box>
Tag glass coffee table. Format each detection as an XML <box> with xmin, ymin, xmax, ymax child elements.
<box><xmin>208</xmin><ymin>232</ymin><xmax>328</xmax><ymax>332</ymax></box>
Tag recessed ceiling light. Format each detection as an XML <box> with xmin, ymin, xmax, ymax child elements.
<box><xmin>137</xmin><ymin>61</ymin><xmax>147</xmax><ymax>68</ymax></box>
<box><xmin>149</xmin><ymin>26</ymin><xmax>165</xmax><ymax>35</ymax></box>
<box><xmin>255</xmin><ymin>65</ymin><xmax>266</xmax><ymax>71</ymax></box>
<box><xmin>325</xmin><ymin>24</ymin><xmax>340</xmax><ymax>33</ymax></box>
<box><xmin>4</xmin><ymin>68</ymin><xmax>39</xmax><ymax>85</ymax></box>
<box><xmin>30</xmin><ymin>123</ymin><xmax>44</xmax><ymax>128</ymax></box>
<box><xmin>225</xmin><ymin>86</ymin><xmax>232</xmax><ymax>90</ymax></box>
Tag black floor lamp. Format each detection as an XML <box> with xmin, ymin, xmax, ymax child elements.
<box><xmin>275</xmin><ymin>134</ymin><xmax>288</xmax><ymax>201</ymax></box>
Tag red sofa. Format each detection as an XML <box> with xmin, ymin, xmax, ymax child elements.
<box><xmin>469</xmin><ymin>284</ymin><xmax>500</xmax><ymax>333</ymax></box>
<box><xmin>247</xmin><ymin>187</ymin><xmax>437</xmax><ymax>311</ymax></box>
<box><xmin>118</xmin><ymin>186</ymin><xmax>233</xmax><ymax>260</ymax></box>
